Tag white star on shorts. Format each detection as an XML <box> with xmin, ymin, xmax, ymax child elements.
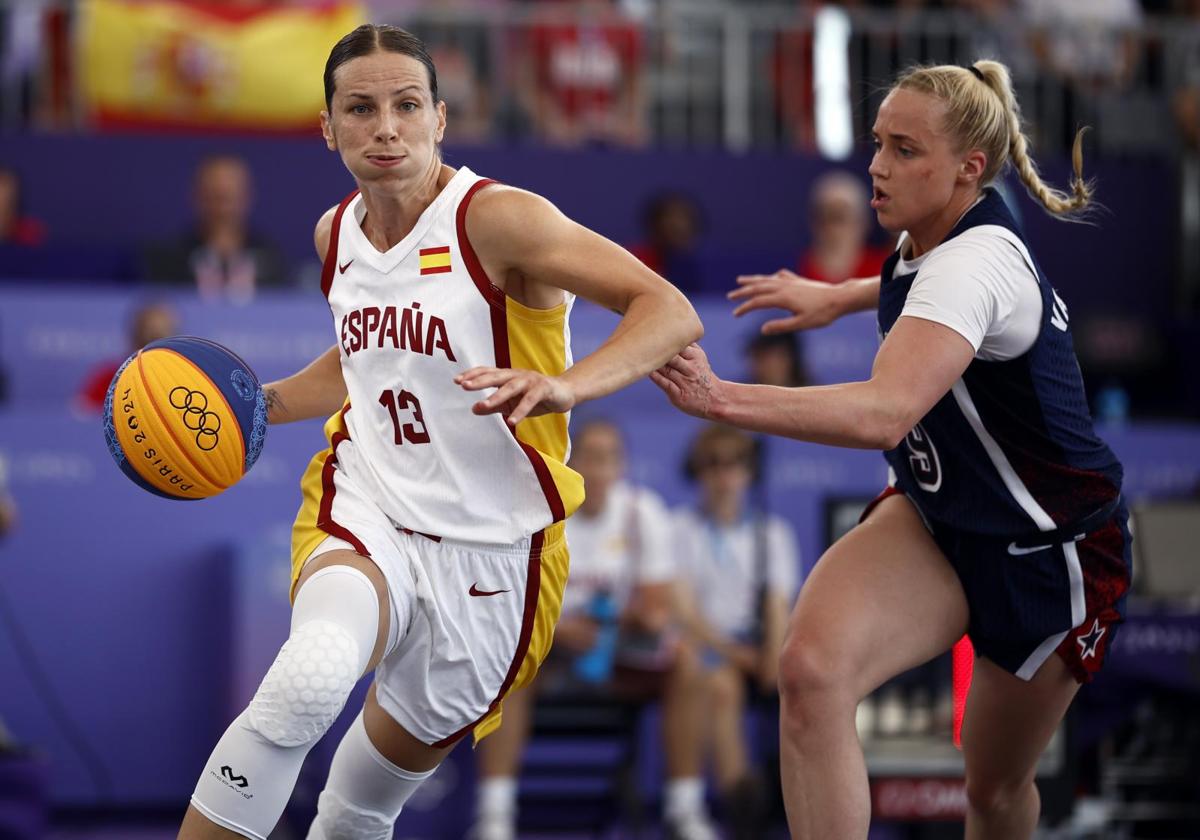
<box><xmin>1076</xmin><ymin>618</ymin><xmax>1106</xmax><ymax>660</ymax></box>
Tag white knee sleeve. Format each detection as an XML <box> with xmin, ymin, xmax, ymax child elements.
<box><xmin>307</xmin><ymin>710</ymin><xmax>436</xmax><ymax>840</ymax></box>
<box><xmin>190</xmin><ymin>565</ymin><xmax>381</xmax><ymax>839</ymax></box>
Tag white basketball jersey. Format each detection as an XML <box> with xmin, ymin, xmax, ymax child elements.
<box><xmin>311</xmin><ymin>167</ymin><xmax>584</xmax><ymax>546</ymax></box>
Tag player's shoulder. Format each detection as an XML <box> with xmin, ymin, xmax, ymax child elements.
<box><xmin>314</xmin><ymin>202</ymin><xmax>342</xmax><ymax>260</ymax></box>
<box><xmin>465</xmin><ymin>183</ymin><xmax>562</xmax><ymax>243</ymax></box>
<box><xmin>926</xmin><ymin>224</ymin><xmax>1024</xmax><ymax>267</ymax></box>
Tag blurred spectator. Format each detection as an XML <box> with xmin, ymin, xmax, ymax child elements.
<box><xmin>628</xmin><ymin>191</ymin><xmax>706</xmax><ymax>294</ymax></box>
<box><xmin>0</xmin><ymin>167</ymin><xmax>46</xmax><ymax>247</ymax></box>
<box><xmin>516</xmin><ymin>0</ymin><xmax>647</xmax><ymax>147</ymax></box>
<box><xmin>1171</xmin><ymin>1</ymin><xmax>1200</xmax><ymax>151</ymax></box>
<box><xmin>673</xmin><ymin>424</ymin><xmax>800</xmax><ymax>840</ymax></box>
<box><xmin>1022</xmin><ymin>0</ymin><xmax>1144</xmax><ymax>90</ymax></box>
<box><xmin>140</xmin><ymin>155</ymin><xmax>287</xmax><ymax>302</ymax></box>
<box><xmin>402</xmin><ymin>2</ymin><xmax>494</xmax><ymax>143</ymax></box>
<box><xmin>745</xmin><ymin>331</ymin><xmax>810</xmax><ymax>389</ymax></box>
<box><xmin>798</xmin><ymin>171</ymin><xmax>890</xmax><ymax>285</ymax></box>
<box><xmin>954</xmin><ymin>0</ymin><xmax>1038</xmax><ymax>78</ymax></box>
<box><xmin>0</xmin><ymin>450</ymin><xmax>14</xmax><ymax>539</ymax></box>
<box><xmin>74</xmin><ymin>300</ymin><xmax>179</xmax><ymax>415</ymax></box>
<box><xmin>471</xmin><ymin>419</ymin><xmax>711</xmax><ymax>840</ymax></box>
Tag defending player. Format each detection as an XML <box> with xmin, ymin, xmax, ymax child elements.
<box><xmin>654</xmin><ymin>60</ymin><xmax>1130</xmax><ymax>839</ymax></box>
<box><xmin>179</xmin><ymin>24</ymin><xmax>701</xmax><ymax>840</ymax></box>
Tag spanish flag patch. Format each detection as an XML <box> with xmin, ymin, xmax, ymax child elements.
<box><xmin>419</xmin><ymin>246</ymin><xmax>452</xmax><ymax>275</ymax></box>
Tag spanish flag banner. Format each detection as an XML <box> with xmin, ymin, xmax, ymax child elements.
<box><xmin>419</xmin><ymin>246</ymin><xmax>452</xmax><ymax>275</ymax></box>
<box><xmin>77</xmin><ymin>0</ymin><xmax>364</xmax><ymax>132</ymax></box>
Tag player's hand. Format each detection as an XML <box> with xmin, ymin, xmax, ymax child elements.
<box><xmin>727</xmin><ymin>269</ymin><xmax>844</xmax><ymax>333</ymax></box>
<box><xmin>455</xmin><ymin>367</ymin><xmax>576</xmax><ymax>426</ymax></box>
<box><xmin>650</xmin><ymin>343</ymin><xmax>722</xmax><ymax>420</ymax></box>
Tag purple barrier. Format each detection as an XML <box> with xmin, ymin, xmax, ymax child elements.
<box><xmin>0</xmin><ymin>287</ymin><xmax>879</xmax><ymax>410</ymax></box>
<box><xmin>0</xmin><ymin>135</ymin><xmax>1176</xmax><ymax>314</ymax></box>
<box><xmin>1</xmin><ymin>278</ymin><xmax>1198</xmax><ymax>810</ymax></box>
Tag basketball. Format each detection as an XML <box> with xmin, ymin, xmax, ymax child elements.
<box><xmin>102</xmin><ymin>336</ymin><xmax>267</xmax><ymax>500</ymax></box>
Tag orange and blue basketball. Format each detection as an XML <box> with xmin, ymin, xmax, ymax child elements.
<box><xmin>102</xmin><ymin>336</ymin><xmax>267</xmax><ymax>500</ymax></box>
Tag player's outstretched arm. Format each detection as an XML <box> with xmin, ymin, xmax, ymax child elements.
<box><xmin>259</xmin><ymin>206</ymin><xmax>354</xmax><ymax>425</ymax></box>
<box><xmin>728</xmin><ymin>269</ymin><xmax>880</xmax><ymax>334</ymax></box>
<box><xmin>262</xmin><ymin>345</ymin><xmax>347</xmax><ymax>425</ymax></box>
<box><xmin>456</xmin><ymin>186</ymin><xmax>703</xmax><ymax>425</ymax></box>
<box><xmin>652</xmin><ymin>315</ymin><xmax>975</xmax><ymax>450</ymax></box>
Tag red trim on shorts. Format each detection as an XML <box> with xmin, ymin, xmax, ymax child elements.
<box><xmin>860</xmin><ymin>485</ymin><xmax>905</xmax><ymax>524</ymax></box>
<box><xmin>320</xmin><ymin>190</ymin><xmax>361</xmax><ymax>299</ymax></box>
<box><xmin>455</xmin><ymin>179</ymin><xmax>567</xmax><ymax>523</ymax></box>
<box><xmin>431</xmin><ymin>529</ymin><xmax>545</xmax><ymax>748</ymax></box>
<box><xmin>397</xmin><ymin>525</ymin><xmax>442</xmax><ymax>543</ymax></box>
<box><xmin>1053</xmin><ymin>518</ymin><xmax>1129</xmax><ymax>683</ymax></box>
<box><xmin>316</xmin><ymin>404</ymin><xmax>371</xmax><ymax>558</ymax></box>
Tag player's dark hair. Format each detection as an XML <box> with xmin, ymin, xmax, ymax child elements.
<box><xmin>324</xmin><ymin>24</ymin><xmax>438</xmax><ymax>110</ymax></box>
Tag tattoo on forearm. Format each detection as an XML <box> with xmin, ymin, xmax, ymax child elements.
<box><xmin>264</xmin><ymin>387</ymin><xmax>286</xmax><ymax>419</ymax></box>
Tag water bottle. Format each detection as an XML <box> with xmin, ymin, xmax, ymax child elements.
<box><xmin>1096</xmin><ymin>382</ymin><xmax>1129</xmax><ymax>427</ymax></box>
<box><xmin>573</xmin><ymin>590</ymin><xmax>620</xmax><ymax>684</ymax></box>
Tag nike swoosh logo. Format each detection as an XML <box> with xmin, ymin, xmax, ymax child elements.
<box><xmin>1006</xmin><ymin>542</ymin><xmax>1053</xmax><ymax>556</ymax></box>
<box><xmin>339</xmin><ymin>259</ymin><xmax>354</xmax><ymax>274</ymax></box>
<box><xmin>469</xmin><ymin>583</ymin><xmax>510</xmax><ymax>597</ymax></box>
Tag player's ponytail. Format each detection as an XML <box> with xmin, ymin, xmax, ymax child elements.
<box><xmin>893</xmin><ymin>61</ymin><xmax>1095</xmax><ymax>221</ymax></box>
<box><xmin>971</xmin><ymin>60</ymin><xmax>1094</xmax><ymax>219</ymax></box>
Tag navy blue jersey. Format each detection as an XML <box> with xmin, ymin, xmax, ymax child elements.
<box><xmin>879</xmin><ymin>189</ymin><xmax>1122</xmax><ymax>536</ymax></box>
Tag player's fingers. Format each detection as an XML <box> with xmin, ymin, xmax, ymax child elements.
<box><xmin>454</xmin><ymin>366</ymin><xmax>496</xmax><ymax>384</ymax></box>
<box><xmin>728</xmin><ymin>276</ymin><xmax>779</xmax><ymax>296</ymax></box>
<box><xmin>734</xmin><ymin>274</ymin><xmax>769</xmax><ymax>286</ymax></box>
<box><xmin>457</xmin><ymin>368</ymin><xmax>515</xmax><ymax>391</ymax></box>
<box><xmin>762</xmin><ymin>314</ymin><xmax>809</xmax><ymax>335</ymax></box>
<box><xmin>649</xmin><ymin>369</ymin><xmax>680</xmax><ymax>396</ymax></box>
<box><xmin>664</xmin><ymin>354</ymin><xmax>693</xmax><ymax>375</ymax></box>
<box><xmin>731</xmin><ymin>293</ymin><xmax>782</xmax><ymax>318</ymax></box>
<box><xmin>477</xmin><ymin>377</ymin><xmax>528</xmax><ymax>410</ymax></box>
<box><xmin>506</xmin><ymin>388</ymin><xmax>545</xmax><ymax>426</ymax></box>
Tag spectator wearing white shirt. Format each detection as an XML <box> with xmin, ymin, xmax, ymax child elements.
<box><xmin>471</xmin><ymin>419</ymin><xmax>710</xmax><ymax>840</ymax></box>
<box><xmin>672</xmin><ymin>424</ymin><xmax>800</xmax><ymax>840</ymax></box>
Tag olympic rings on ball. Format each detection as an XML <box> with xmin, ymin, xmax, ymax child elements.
<box><xmin>169</xmin><ymin>386</ymin><xmax>222</xmax><ymax>451</ymax></box>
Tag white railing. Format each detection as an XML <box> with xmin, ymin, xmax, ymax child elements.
<box><xmin>0</xmin><ymin>1</ymin><xmax>1197</xmax><ymax>158</ymax></box>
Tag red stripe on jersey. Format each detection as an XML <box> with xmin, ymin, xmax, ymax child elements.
<box><xmin>320</xmin><ymin>190</ymin><xmax>361</xmax><ymax>299</ymax></box>
<box><xmin>420</xmin><ymin>264</ymin><xmax>453</xmax><ymax>275</ymax></box>
<box><xmin>432</xmin><ymin>529</ymin><xmax>544</xmax><ymax>748</ymax></box>
<box><xmin>455</xmin><ymin>178</ymin><xmax>567</xmax><ymax>523</ymax></box>
<box><xmin>316</xmin><ymin>404</ymin><xmax>371</xmax><ymax>558</ymax></box>
<box><xmin>419</xmin><ymin>246</ymin><xmax>451</xmax><ymax>256</ymax></box>
<box><xmin>456</xmin><ymin>179</ymin><xmax>504</xmax><ymax>308</ymax></box>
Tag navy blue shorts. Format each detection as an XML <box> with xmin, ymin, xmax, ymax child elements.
<box><xmin>862</xmin><ymin>487</ymin><xmax>1133</xmax><ymax>684</ymax></box>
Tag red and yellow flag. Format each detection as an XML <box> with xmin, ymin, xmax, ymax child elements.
<box><xmin>77</xmin><ymin>0</ymin><xmax>364</xmax><ymax>132</ymax></box>
<box><xmin>419</xmin><ymin>246</ymin><xmax>452</xmax><ymax>276</ymax></box>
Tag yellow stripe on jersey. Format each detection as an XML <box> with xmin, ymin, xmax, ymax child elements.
<box><xmin>505</xmin><ymin>298</ymin><xmax>585</xmax><ymax>521</ymax></box>
<box><xmin>289</xmin><ymin>405</ymin><xmax>350</xmax><ymax>602</ymax></box>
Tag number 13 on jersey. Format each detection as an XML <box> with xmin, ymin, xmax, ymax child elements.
<box><xmin>378</xmin><ymin>387</ymin><xmax>430</xmax><ymax>445</ymax></box>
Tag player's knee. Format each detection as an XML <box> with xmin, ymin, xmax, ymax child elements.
<box><xmin>309</xmin><ymin>790</ymin><xmax>394</xmax><ymax>840</ymax></box>
<box><xmin>248</xmin><ymin>619</ymin><xmax>362</xmax><ymax>748</ymax></box>
<box><xmin>778</xmin><ymin>635</ymin><xmax>849</xmax><ymax>725</ymax></box>
<box><xmin>964</xmin><ymin>772</ymin><xmax>1035</xmax><ymax>818</ymax></box>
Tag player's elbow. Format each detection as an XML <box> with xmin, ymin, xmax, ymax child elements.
<box><xmin>667</xmin><ymin>288</ymin><xmax>704</xmax><ymax>346</ymax></box>
<box><xmin>868</xmin><ymin>397</ymin><xmax>919</xmax><ymax>451</ymax></box>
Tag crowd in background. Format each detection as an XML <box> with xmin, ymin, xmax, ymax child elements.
<box><xmin>1</xmin><ymin>0</ymin><xmax>1199</xmax><ymax>154</ymax></box>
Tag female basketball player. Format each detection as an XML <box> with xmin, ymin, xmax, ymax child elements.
<box><xmin>180</xmin><ymin>24</ymin><xmax>701</xmax><ymax>840</ymax></box>
<box><xmin>653</xmin><ymin>61</ymin><xmax>1130</xmax><ymax>839</ymax></box>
